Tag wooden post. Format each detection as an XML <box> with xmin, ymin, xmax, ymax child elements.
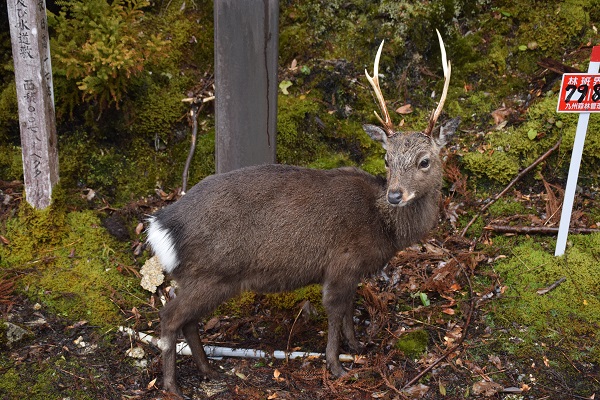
<box><xmin>7</xmin><ymin>0</ymin><xmax>59</xmax><ymax>209</ymax></box>
<box><xmin>214</xmin><ymin>0</ymin><xmax>278</xmax><ymax>173</ymax></box>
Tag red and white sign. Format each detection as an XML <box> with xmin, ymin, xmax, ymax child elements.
<box><xmin>557</xmin><ymin>73</ymin><xmax>600</xmax><ymax>112</ymax></box>
<box><xmin>554</xmin><ymin>45</ymin><xmax>600</xmax><ymax>256</ymax></box>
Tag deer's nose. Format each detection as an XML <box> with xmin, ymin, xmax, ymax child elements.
<box><xmin>387</xmin><ymin>190</ymin><xmax>403</xmax><ymax>205</ymax></box>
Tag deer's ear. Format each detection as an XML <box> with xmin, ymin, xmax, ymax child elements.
<box><xmin>432</xmin><ymin>117</ymin><xmax>460</xmax><ymax>148</ymax></box>
<box><xmin>363</xmin><ymin>124</ymin><xmax>388</xmax><ymax>148</ymax></box>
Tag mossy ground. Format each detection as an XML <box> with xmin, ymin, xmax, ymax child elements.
<box><xmin>0</xmin><ymin>192</ymin><xmax>146</xmax><ymax>329</ymax></box>
<box><xmin>493</xmin><ymin>234</ymin><xmax>600</xmax><ymax>347</ymax></box>
<box><xmin>0</xmin><ymin>356</ymin><xmax>95</xmax><ymax>400</ymax></box>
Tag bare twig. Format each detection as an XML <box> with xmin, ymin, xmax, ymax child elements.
<box><xmin>286</xmin><ymin>302</ymin><xmax>305</xmax><ymax>362</ymax></box>
<box><xmin>460</xmin><ymin>139</ymin><xmax>562</xmax><ymax>237</ymax></box>
<box><xmin>181</xmin><ymin>78</ymin><xmax>215</xmax><ymax>194</ymax></box>
<box><xmin>181</xmin><ymin>102</ymin><xmax>201</xmax><ymax>194</ymax></box>
<box><xmin>537</xmin><ymin>277</ymin><xmax>567</xmax><ymax>295</ymax></box>
<box><xmin>485</xmin><ymin>225</ymin><xmax>600</xmax><ymax>235</ymax></box>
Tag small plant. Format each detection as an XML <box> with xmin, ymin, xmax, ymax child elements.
<box><xmin>50</xmin><ymin>0</ymin><xmax>168</xmax><ymax>110</ymax></box>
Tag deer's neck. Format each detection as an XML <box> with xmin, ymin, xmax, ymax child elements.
<box><xmin>379</xmin><ymin>189</ymin><xmax>441</xmax><ymax>250</ymax></box>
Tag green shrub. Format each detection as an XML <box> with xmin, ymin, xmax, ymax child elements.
<box><xmin>50</xmin><ymin>0</ymin><xmax>168</xmax><ymax>110</ymax></box>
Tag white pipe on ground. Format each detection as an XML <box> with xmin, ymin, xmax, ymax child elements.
<box><xmin>118</xmin><ymin>326</ymin><xmax>355</xmax><ymax>363</ymax></box>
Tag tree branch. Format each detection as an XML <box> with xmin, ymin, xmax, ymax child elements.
<box><xmin>460</xmin><ymin>139</ymin><xmax>562</xmax><ymax>237</ymax></box>
<box><xmin>485</xmin><ymin>225</ymin><xmax>600</xmax><ymax>235</ymax></box>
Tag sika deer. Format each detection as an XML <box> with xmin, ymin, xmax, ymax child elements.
<box><xmin>146</xmin><ymin>30</ymin><xmax>459</xmax><ymax>396</ymax></box>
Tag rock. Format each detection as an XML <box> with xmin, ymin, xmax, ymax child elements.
<box><xmin>126</xmin><ymin>346</ymin><xmax>145</xmax><ymax>359</ymax></box>
<box><xmin>102</xmin><ymin>212</ymin><xmax>131</xmax><ymax>241</ymax></box>
<box><xmin>3</xmin><ymin>322</ymin><xmax>31</xmax><ymax>347</ymax></box>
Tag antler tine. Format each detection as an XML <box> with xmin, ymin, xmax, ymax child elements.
<box><xmin>425</xmin><ymin>29</ymin><xmax>452</xmax><ymax>137</ymax></box>
<box><xmin>365</xmin><ymin>40</ymin><xmax>395</xmax><ymax>137</ymax></box>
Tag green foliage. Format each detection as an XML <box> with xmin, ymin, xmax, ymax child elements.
<box><xmin>58</xmin><ymin>130</ymin><xmax>217</xmax><ymax>205</ymax></box>
<box><xmin>217</xmin><ymin>291</ymin><xmax>257</xmax><ymax>317</ymax></box>
<box><xmin>2</xmin><ymin>190</ymin><xmax>68</xmax><ymax>265</ymax></box>
<box><xmin>361</xmin><ymin>155</ymin><xmax>386</xmax><ymax>177</ymax></box>
<box><xmin>50</xmin><ymin>0</ymin><xmax>169</xmax><ymax>110</ymax></box>
<box><xmin>494</xmin><ymin>234</ymin><xmax>600</xmax><ymax>338</ymax></box>
<box><xmin>265</xmin><ymin>284</ymin><xmax>324</xmax><ymax>313</ymax></box>
<box><xmin>462</xmin><ymin>94</ymin><xmax>600</xmax><ymax>184</ymax></box>
<box><xmin>510</xmin><ymin>0</ymin><xmax>587</xmax><ymax>53</ymax></box>
<box><xmin>0</xmin><ymin>354</ymin><xmax>95</xmax><ymax>399</ymax></box>
<box><xmin>131</xmin><ymin>77</ymin><xmax>187</xmax><ymax>141</ymax></box>
<box><xmin>493</xmin><ymin>234</ymin><xmax>600</xmax><ymax>363</ymax></box>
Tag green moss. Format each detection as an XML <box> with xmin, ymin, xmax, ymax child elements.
<box><xmin>0</xmin><ymin>81</ymin><xmax>19</xmax><ymax>143</ymax></box>
<box><xmin>0</xmin><ymin>354</ymin><xmax>95</xmax><ymax>399</ymax></box>
<box><xmin>515</xmin><ymin>0</ymin><xmax>587</xmax><ymax>54</ymax></box>
<box><xmin>265</xmin><ymin>284</ymin><xmax>324</xmax><ymax>313</ymax></box>
<box><xmin>462</xmin><ymin>93</ymin><xmax>600</xmax><ymax>185</ymax></box>
<box><xmin>462</xmin><ymin>151</ymin><xmax>520</xmax><ymax>184</ymax></box>
<box><xmin>0</xmin><ymin>199</ymin><xmax>144</xmax><ymax>329</ymax></box>
<box><xmin>217</xmin><ymin>291</ymin><xmax>257</xmax><ymax>317</ymax></box>
<box><xmin>394</xmin><ymin>329</ymin><xmax>429</xmax><ymax>358</ymax></box>
<box><xmin>276</xmin><ymin>94</ymin><xmax>327</xmax><ymax>165</ymax></box>
<box><xmin>487</xmin><ymin>198</ymin><xmax>528</xmax><ymax>218</ymax></box>
<box><xmin>130</xmin><ymin>77</ymin><xmax>188</xmax><ymax>142</ymax></box>
<box><xmin>0</xmin><ymin>145</ymin><xmax>23</xmax><ymax>181</ymax></box>
<box><xmin>216</xmin><ymin>285</ymin><xmax>325</xmax><ymax>319</ymax></box>
<box><xmin>2</xmin><ymin>189</ymin><xmax>68</xmax><ymax>265</ymax></box>
<box><xmin>361</xmin><ymin>155</ymin><xmax>386</xmax><ymax>177</ymax></box>
<box><xmin>494</xmin><ymin>234</ymin><xmax>600</xmax><ymax>337</ymax></box>
<box><xmin>58</xmin><ymin>125</ymin><xmax>216</xmax><ymax>205</ymax></box>
<box><xmin>308</xmin><ymin>154</ymin><xmax>352</xmax><ymax>170</ymax></box>
<box><xmin>30</xmin><ymin>211</ymin><xmax>144</xmax><ymax>328</ymax></box>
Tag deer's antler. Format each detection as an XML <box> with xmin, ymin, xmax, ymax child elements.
<box><xmin>424</xmin><ymin>29</ymin><xmax>452</xmax><ymax>137</ymax></box>
<box><xmin>365</xmin><ymin>40</ymin><xmax>395</xmax><ymax>137</ymax></box>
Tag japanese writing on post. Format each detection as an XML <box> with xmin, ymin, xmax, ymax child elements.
<box><xmin>8</xmin><ymin>0</ymin><xmax>59</xmax><ymax>209</ymax></box>
<box><xmin>557</xmin><ymin>73</ymin><xmax>600</xmax><ymax>112</ymax></box>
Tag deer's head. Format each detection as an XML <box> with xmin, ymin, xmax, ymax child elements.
<box><xmin>363</xmin><ymin>30</ymin><xmax>459</xmax><ymax>206</ymax></box>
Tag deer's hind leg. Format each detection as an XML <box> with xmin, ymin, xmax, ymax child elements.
<box><xmin>322</xmin><ymin>278</ymin><xmax>359</xmax><ymax>377</ymax></box>
<box><xmin>159</xmin><ymin>281</ymin><xmax>237</xmax><ymax>395</ymax></box>
<box><xmin>181</xmin><ymin>321</ymin><xmax>218</xmax><ymax>378</ymax></box>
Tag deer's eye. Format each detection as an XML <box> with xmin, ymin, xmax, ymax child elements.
<box><xmin>419</xmin><ymin>158</ymin><xmax>430</xmax><ymax>169</ymax></box>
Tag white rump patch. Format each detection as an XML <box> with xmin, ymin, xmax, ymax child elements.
<box><xmin>146</xmin><ymin>217</ymin><xmax>179</xmax><ymax>273</ymax></box>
